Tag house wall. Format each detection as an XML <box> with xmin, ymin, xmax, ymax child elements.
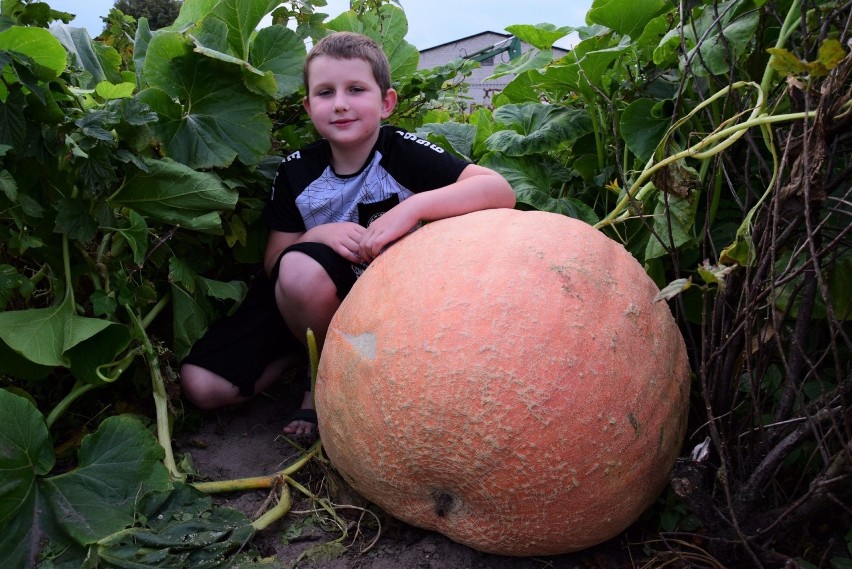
<box><xmin>417</xmin><ymin>32</ymin><xmax>567</xmax><ymax>111</ymax></box>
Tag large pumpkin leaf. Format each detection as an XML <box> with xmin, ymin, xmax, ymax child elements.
<box><xmin>40</xmin><ymin>415</ymin><xmax>170</xmax><ymax>545</ymax></box>
<box><xmin>587</xmin><ymin>0</ymin><xmax>668</xmax><ymax>39</ymax></box>
<box><xmin>0</xmin><ymin>390</ymin><xmax>54</xmax><ymax>569</ymax></box>
<box><xmin>0</xmin><ymin>292</ymin><xmax>133</xmax><ymax>383</ymax></box>
<box><xmin>95</xmin><ymin>483</ymin><xmax>256</xmax><ymax>568</ymax></box>
<box><xmin>111</xmin><ymin>158</ymin><xmax>238</xmax><ymax>232</ymax></box>
<box><xmin>478</xmin><ymin>152</ymin><xmax>596</xmax><ymax>223</ymax></box>
<box><xmin>418</xmin><ymin>121</ymin><xmax>476</xmax><ymax>160</ymax></box>
<box><xmin>50</xmin><ymin>23</ymin><xmax>122</xmax><ymax>88</ymax></box>
<box><xmin>171</xmin><ymin>0</ymin><xmax>221</xmax><ymax>30</ymax></box>
<box><xmin>249</xmin><ymin>24</ymin><xmax>306</xmax><ymax>98</ymax></box>
<box><xmin>506</xmin><ymin>23</ymin><xmax>574</xmax><ymax>50</ymax></box>
<box><xmin>654</xmin><ymin>0</ymin><xmax>759</xmax><ymax>77</ymax></box>
<box><xmin>0</xmin><ymin>396</ymin><xmax>168</xmax><ymax>566</ymax></box>
<box><xmin>620</xmin><ymin>98</ymin><xmax>672</xmax><ymax>162</ymax></box>
<box><xmin>0</xmin><ymin>390</ymin><xmax>54</xmax><ymax>526</ymax></box>
<box><xmin>140</xmin><ymin>31</ymin><xmax>271</xmax><ymax>168</ymax></box>
<box><xmin>0</xmin><ymin>26</ymin><xmax>66</xmax><ymax>80</ymax></box>
<box><xmin>685</xmin><ymin>3</ymin><xmax>759</xmax><ymax>77</ymax></box>
<box><xmin>486</xmin><ymin>104</ymin><xmax>592</xmax><ymax>156</ymax></box>
<box><xmin>328</xmin><ymin>4</ymin><xmax>419</xmax><ymax>79</ymax></box>
<box><xmin>208</xmin><ymin>0</ymin><xmax>280</xmax><ymax>59</ymax></box>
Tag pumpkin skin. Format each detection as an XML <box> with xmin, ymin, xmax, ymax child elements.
<box><xmin>315</xmin><ymin>209</ymin><xmax>690</xmax><ymax>556</ymax></box>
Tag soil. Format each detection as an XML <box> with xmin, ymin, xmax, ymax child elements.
<box><xmin>174</xmin><ymin>376</ymin><xmax>639</xmax><ymax>569</ymax></box>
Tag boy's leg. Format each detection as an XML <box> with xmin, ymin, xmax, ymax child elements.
<box><xmin>180</xmin><ymin>356</ymin><xmax>295</xmax><ymax>410</ymax></box>
<box><xmin>273</xmin><ymin>243</ymin><xmax>361</xmax><ymax>436</ymax></box>
<box><xmin>180</xmin><ymin>270</ymin><xmax>305</xmax><ymax>409</ymax></box>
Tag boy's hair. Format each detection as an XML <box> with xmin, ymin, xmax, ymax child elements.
<box><xmin>303</xmin><ymin>31</ymin><xmax>392</xmax><ymax>94</ymax></box>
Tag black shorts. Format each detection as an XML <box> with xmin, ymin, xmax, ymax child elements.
<box><xmin>181</xmin><ymin>242</ymin><xmax>365</xmax><ymax>396</ymax></box>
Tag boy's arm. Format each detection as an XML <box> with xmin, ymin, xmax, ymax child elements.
<box><xmin>265</xmin><ymin>222</ymin><xmax>370</xmax><ymax>275</ymax></box>
<box><xmin>358</xmin><ymin>164</ymin><xmax>515</xmax><ymax>262</ymax></box>
<box><xmin>264</xmin><ymin>230</ymin><xmax>302</xmax><ymax>276</ymax></box>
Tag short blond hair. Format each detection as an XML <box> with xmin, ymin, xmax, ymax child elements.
<box><xmin>303</xmin><ymin>31</ymin><xmax>392</xmax><ymax>94</ymax></box>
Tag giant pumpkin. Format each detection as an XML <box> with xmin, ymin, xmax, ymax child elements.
<box><xmin>315</xmin><ymin>208</ymin><xmax>690</xmax><ymax>556</ymax></box>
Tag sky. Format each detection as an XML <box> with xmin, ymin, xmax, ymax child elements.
<box><xmin>45</xmin><ymin>0</ymin><xmax>592</xmax><ymax>50</ymax></box>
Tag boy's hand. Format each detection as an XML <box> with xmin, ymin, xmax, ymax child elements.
<box><xmin>358</xmin><ymin>206</ymin><xmax>418</xmax><ymax>263</ymax></box>
<box><xmin>304</xmin><ymin>222</ymin><xmax>367</xmax><ymax>263</ymax></box>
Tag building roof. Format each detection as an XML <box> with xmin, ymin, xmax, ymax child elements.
<box><xmin>419</xmin><ymin>31</ymin><xmax>512</xmax><ymax>53</ymax></box>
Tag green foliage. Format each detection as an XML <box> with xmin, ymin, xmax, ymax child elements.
<box><xmin>0</xmin><ymin>389</ymin><xmax>170</xmax><ymax>566</ymax></box>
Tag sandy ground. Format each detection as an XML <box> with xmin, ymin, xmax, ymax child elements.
<box><xmin>174</xmin><ymin>378</ymin><xmax>637</xmax><ymax>568</ymax></box>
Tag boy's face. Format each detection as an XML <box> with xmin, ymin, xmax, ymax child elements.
<box><xmin>303</xmin><ymin>55</ymin><xmax>397</xmax><ymax>151</ymax></box>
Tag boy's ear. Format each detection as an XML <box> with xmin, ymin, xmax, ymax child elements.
<box><xmin>381</xmin><ymin>88</ymin><xmax>398</xmax><ymax>119</ymax></box>
<box><xmin>303</xmin><ymin>95</ymin><xmax>311</xmax><ymax>116</ymax></box>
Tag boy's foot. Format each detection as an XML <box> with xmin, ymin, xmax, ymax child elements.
<box><xmin>282</xmin><ymin>389</ymin><xmax>317</xmax><ymax>440</ymax></box>
<box><xmin>283</xmin><ymin>407</ymin><xmax>317</xmax><ymax>436</ymax></box>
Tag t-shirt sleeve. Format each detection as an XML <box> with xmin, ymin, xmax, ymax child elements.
<box><xmin>262</xmin><ymin>157</ymin><xmax>309</xmax><ymax>233</ymax></box>
<box><xmin>381</xmin><ymin>128</ymin><xmax>471</xmax><ymax>192</ymax></box>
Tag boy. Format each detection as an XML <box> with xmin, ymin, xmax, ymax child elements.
<box><xmin>180</xmin><ymin>31</ymin><xmax>515</xmax><ymax>438</ymax></box>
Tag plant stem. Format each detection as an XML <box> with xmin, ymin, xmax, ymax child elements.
<box><xmin>141</xmin><ymin>292</ymin><xmax>171</xmax><ymax>330</ymax></box>
<box><xmin>126</xmin><ymin>305</ymin><xmax>184</xmax><ymax>480</ymax></box>
<box><xmin>45</xmin><ymin>381</ymin><xmax>98</xmax><ymax>428</ymax></box>
<box><xmin>192</xmin><ymin>440</ymin><xmax>321</xmax><ymax>493</ymax></box>
<box><xmin>251</xmin><ymin>483</ymin><xmax>292</xmax><ymax>531</ymax></box>
<box><xmin>760</xmin><ymin>0</ymin><xmax>802</xmax><ymax>95</ymax></box>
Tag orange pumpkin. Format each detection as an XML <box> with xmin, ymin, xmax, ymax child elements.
<box><xmin>315</xmin><ymin>209</ymin><xmax>690</xmax><ymax>556</ymax></box>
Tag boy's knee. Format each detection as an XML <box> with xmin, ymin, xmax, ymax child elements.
<box><xmin>179</xmin><ymin>364</ymin><xmax>236</xmax><ymax>410</ymax></box>
<box><xmin>277</xmin><ymin>252</ymin><xmax>336</xmax><ymax>303</ymax></box>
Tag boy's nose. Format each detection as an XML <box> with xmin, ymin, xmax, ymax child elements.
<box><xmin>333</xmin><ymin>95</ymin><xmax>349</xmax><ymax>111</ymax></box>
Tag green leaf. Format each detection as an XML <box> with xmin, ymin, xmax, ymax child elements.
<box><xmin>114</xmin><ymin>209</ymin><xmax>149</xmax><ymax>266</ymax></box>
<box><xmin>172</xmin><ymin>0</ymin><xmax>222</xmax><ymax>30</ymax></box>
<box><xmin>0</xmin><ymin>300</ymin><xmax>73</xmax><ymax>367</ymax></box>
<box><xmin>487</xmin><ymin>104</ymin><xmax>592</xmax><ymax>156</ymax></box>
<box><xmin>96</xmin><ymin>483</ymin><xmax>255</xmax><ymax>568</ymax></box>
<box><xmin>51</xmin><ymin>24</ymin><xmax>123</xmax><ymax>88</ymax></box>
<box><xmin>418</xmin><ymin>121</ymin><xmax>476</xmax><ymax>160</ymax></box>
<box><xmin>41</xmin><ymin>415</ymin><xmax>170</xmax><ymax>545</ymax></box>
<box><xmin>620</xmin><ymin>98</ymin><xmax>671</xmax><ymax>162</ymax></box>
<box><xmin>111</xmin><ymin>158</ymin><xmax>238</xmax><ymax>233</ymax></box>
<box><xmin>684</xmin><ymin>2</ymin><xmax>759</xmax><ymax>77</ymax></box>
<box><xmin>171</xmin><ymin>283</ymin><xmax>208</xmax><ymax>360</ymax></box>
<box><xmin>249</xmin><ymin>25</ymin><xmax>306</xmax><ymax>98</ymax></box>
<box><xmin>587</xmin><ymin>0</ymin><xmax>668</xmax><ymax>39</ymax></box>
<box><xmin>54</xmin><ymin>196</ymin><xmax>98</xmax><ymax>242</ymax></box>
<box><xmin>644</xmin><ymin>191</ymin><xmax>699</xmax><ymax>261</ymax></box>
<box><xmin>140</xmin><ymin>31</ymin><xmax>271</xmax><ymax>168</ymax></box>
<box><xmin>506</xmin><ymin>23</ymin><xmax>574</xmax><ymax>50</ymax></box>
<box><xmin>209</xmin><ymin>0</ymin><xmax>281</xmax><ymax>59</ymax></box>
<box><xmin>0</xmin><ymin>169</ymin><xmax>17</xmax><ymax>201</ymax></box>
<box><xmin>0</xmin><ymin>390</ymin><xmax>55</xmax><ymax>568</ymax></box>
<box><xmin>0</xmin><ymin>26</ymin><xmax>66</xmax><ymax>79</ymax></box>
<box><xmin>489</xmin><ymin>48</ymin><xmax>553</xmax><ymax>81</ymax></box>
<box><xmin>0</xmin><ymin>389</ymin><xmax>55</xmax><ymax>525</ymax></box>
<box><xmin>767</xmin><ymin>47</ymin><xmax>809</xmax><ymax>75</ymax></box>
<box><xmin>480</xmin><ymin>152</ymin><xmax>582</xmax><ymax>218</ymax></box>
<box><xmin>95</xmin><ymin>80</ymin><xmax>136</xmax><ymax>100</ymax></box>
<box><xmin>200</xmin><ymin>278</ymin><xmax>247</xmax><ymax>303</ymax></box>
<box><xmin>654</xmin><ymin>277</ymin><xmax>693</xmax><ymax>302</ymax></box>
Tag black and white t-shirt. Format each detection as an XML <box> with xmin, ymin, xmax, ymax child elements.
<box><xmin>263</xmin><ymin>125</ymin><xmax>470</xmax><ymax>233</ymax></box>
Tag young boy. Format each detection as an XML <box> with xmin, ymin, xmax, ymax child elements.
<box><xmin>180</xmin><ymin>31</ymin><xmax>515</xmax><ymax>438</ymax></box>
